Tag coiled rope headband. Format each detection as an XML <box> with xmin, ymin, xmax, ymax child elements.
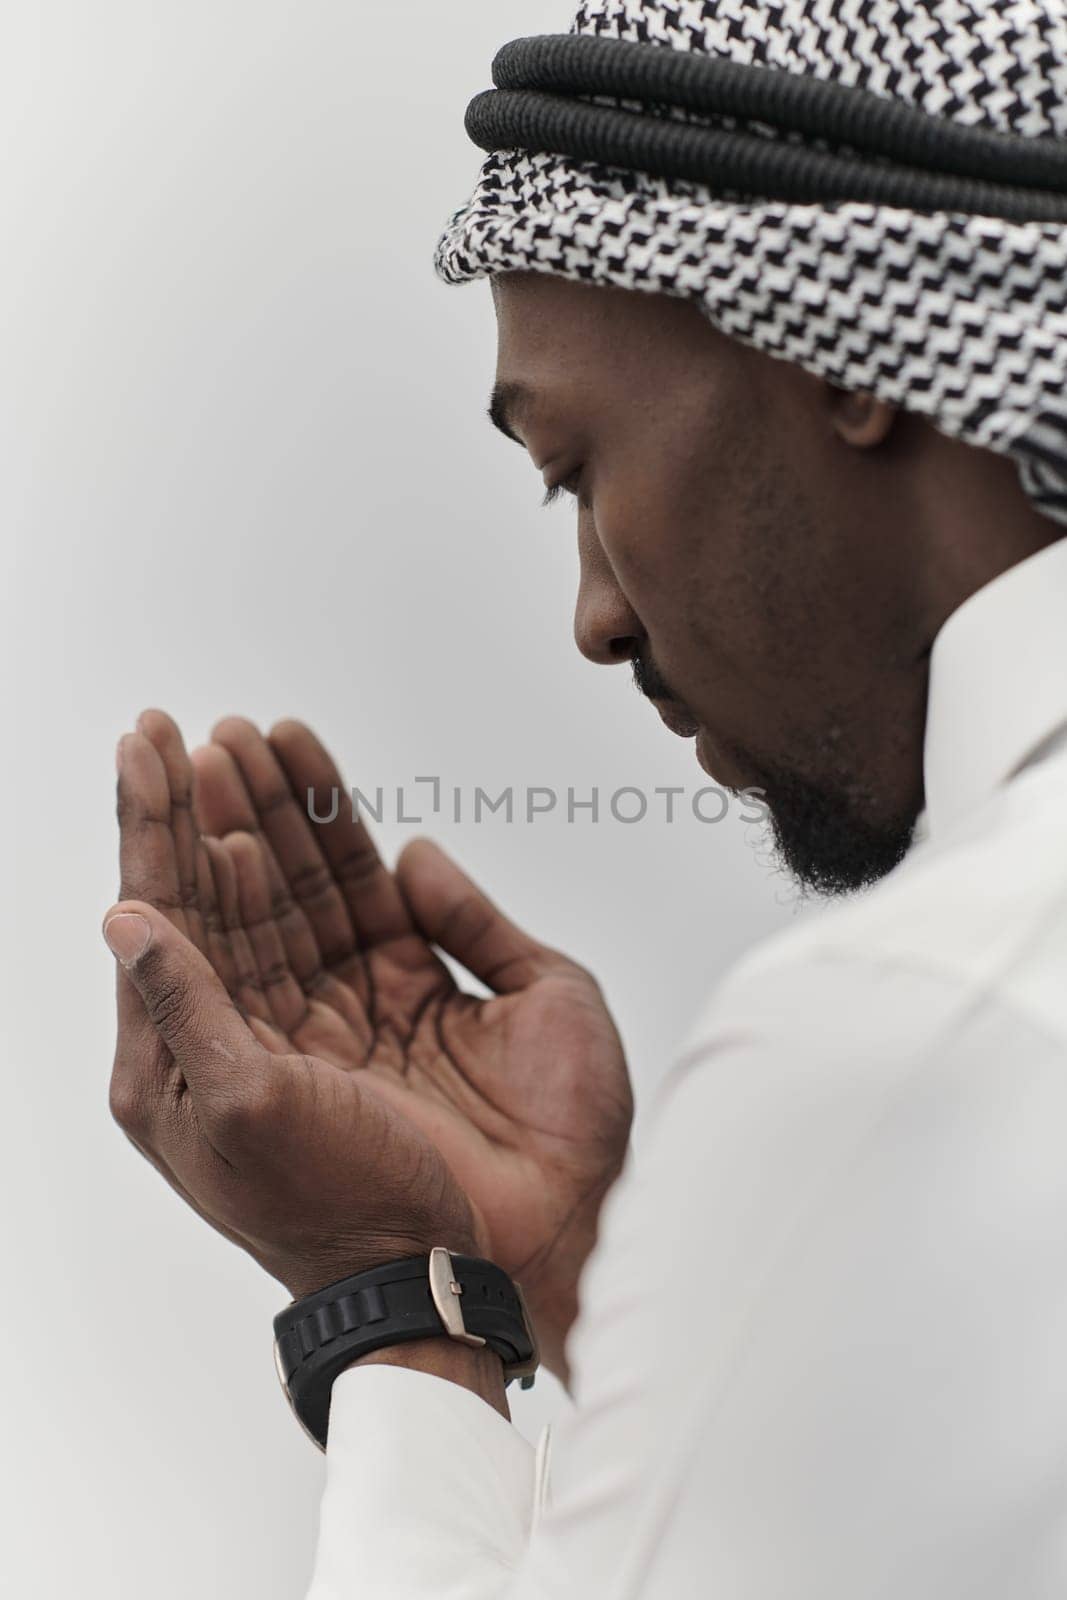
<box><xmin>434</xmin><ymin>1</ymin><xmax>1067</xmax><ymax>528</ymax></box>
<box><xmin>468</xmin><ymin>33</ymin><xmax>1067</xmax><ymax>223</ymax></box>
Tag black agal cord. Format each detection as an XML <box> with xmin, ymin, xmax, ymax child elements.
<box><xmin>464</xmin><ymin>34</ymin><xmax>1067</xmax><ymax>222</ymax></box>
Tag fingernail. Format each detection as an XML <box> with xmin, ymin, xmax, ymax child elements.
<box><xmin>115</xmin><ymin>734</ymin><xmax>129</xmax><ymax>773</ymax></box>
<box><xmin>104</xmin><ymin>913</ymin><xmax>152</xmax><ymax>966</ymax></box>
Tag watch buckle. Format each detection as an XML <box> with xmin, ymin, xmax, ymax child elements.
<box><xmin>428</xmin><ymin>1248</ymin><xmax>540</xmax><ymax>1389</ymax></box>
<box><xmin>428</xmin><ymin>1241</ymin><xmax>537</xmax><ymax>1382</ymax></box>
<box><xmin>428</xmin><ymin>1246</ymin><xmax>488</xmax><ymax>1349</ymax></box>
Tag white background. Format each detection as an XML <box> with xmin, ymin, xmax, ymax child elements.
<box><xmin>4</xmin><ymin>5</ymin><xmax>805</xmax><ymax>1594</ymax></box>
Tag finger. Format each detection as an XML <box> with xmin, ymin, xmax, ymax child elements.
<box><xmin>246</xmin><ymin>1012</ymin><xmax>291</xmax><ymax>1054</ymax></box>
<box><xmin>210</xmin><ymin>717</ymin><xmax>357</xmax><ymax>966</ymax></box>
<box><xmin>202</xmin><ymin>836</ymin><xmax>275</xmax><ymax>1027</ymax></box>
<box><xmin>212</xmin><ymin>831</ymin><xmax>371</xmax><ymax>1053</ymax></box>
<box><xmin>117</xmin><ymin>731</ymin><xmax>190</xmax><ymax>937</ymax></box>
<box><xmin>135</xmin><ymin>709</ymin><xmax>205</xmax><ymax>952</ymax></box>
<box><xmin>224</xmin><ymin>831</ymin><xmax>311</xmax><ymax>1038</ymax></box>
<box><xmin>190</xmin><ymin>738</ymin><xmax>259</xmax><ymax>837</ymax></box>
<box><xmin>269</xmin><ymin>719</ymin><xmax>415</xmax><ymax>948</ymax></box>
<box><xmin>195</xmin><ymin>833</ymin><xmax>227</xmax><ymax>973</ymax></box>
<box><xmin>192</xmin><ymin>741</ymin><xmax>322</xmax><ymax>986</ymax></box>
<box><xmin>114</xmin><ymin>728</ymin><xmax>197</xmax><ymax>1118</ymax></box>
<box><xmin>395</xmin><ymin>838</ymin><xmax>562</xmax><ymax>994</ymax></box>
<box><xmin>102</xmin><ymin>901</ymin><xmax>269</xmax><ymax>1132</ymax></box>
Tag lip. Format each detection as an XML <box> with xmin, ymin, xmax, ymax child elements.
<box><xmin>653</xmin><ymin>699</ymin><xmax>700</xmax><ymax>739</ymax></box>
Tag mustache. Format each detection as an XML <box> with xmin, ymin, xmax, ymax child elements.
<box><xmin>632</xmin><ymin>652</ymin><xmax>681</xmax><ymax>706</ymax></box>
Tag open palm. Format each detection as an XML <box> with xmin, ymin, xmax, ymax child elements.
<box><xmin>130</xmin><ymin>711</ymin><xmax>633</xmax><ymax>1378</ymax></box>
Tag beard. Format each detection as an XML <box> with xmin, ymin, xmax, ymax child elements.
<box><xmin>633</xmin><ymin>657</ymin><xmax>919</xmax><ymax>896</ymax></box>
<box><xmin>733</xmin><ymin>744</ymin><xmax>919</xmax><ymax>896</ymax></box>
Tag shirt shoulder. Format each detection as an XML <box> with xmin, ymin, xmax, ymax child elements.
<box><xmin>679</xmin><ymin>746</ymin><xmax>1067</xmax><ymax>1068</ymax></box>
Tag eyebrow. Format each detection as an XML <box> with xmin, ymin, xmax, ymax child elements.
<box><xmin>487</xmin><ymin>381</ymin><xmax>533</xmax><ymax>445</ymax></box>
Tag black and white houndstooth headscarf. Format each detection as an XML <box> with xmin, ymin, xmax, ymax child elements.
<box><xmin>434</xmin><ymin>0</ymin><xmax>1067</xmax><ymax>529</ymax></box>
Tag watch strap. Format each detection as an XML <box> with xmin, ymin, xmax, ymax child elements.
<box><xmin>273</xmin><ymin>1250</ymin><xmax>539</xmax><ymax>1449</ymax></box>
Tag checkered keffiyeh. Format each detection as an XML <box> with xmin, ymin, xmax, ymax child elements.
<box><xmin>434</xmin><ymin>0</ymin><xmax>1067</xmax><ymax>528</ymax></box>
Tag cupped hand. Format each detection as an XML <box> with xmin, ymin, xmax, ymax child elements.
<box><xmin>108</xmin><ymin>712</ymin><xmax>633</xmax><ymax>1380</ymax></box>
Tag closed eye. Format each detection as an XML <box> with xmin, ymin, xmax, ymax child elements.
<box><xmin>542</xmin><ymin>470</ymin><xmax>585</xmax><ymax>509</ymax></box>
<box><xmin>541</xmin><ymin>482</ymin><xmax>571</xmax><ymax>508</ymax></box>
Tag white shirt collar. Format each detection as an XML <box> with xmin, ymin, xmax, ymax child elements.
<box><xmin>923</xmin><ymin>535</ymin><xmax>1067</xmax><ymax>838</ymax></box>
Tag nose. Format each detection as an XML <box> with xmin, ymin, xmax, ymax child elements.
<box><xmin>573</xmin><ymin>519</ymin><xmax>644</xmax><ymax>667</ymax></box>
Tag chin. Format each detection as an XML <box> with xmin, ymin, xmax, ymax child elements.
<box><xmin>710</xmin><ymin>733</ymin><xmax>920</xmax><ymax>896</ymax></box>
<box><xmin>764</xmin><ymin>780</ymin><xmax>919</xmax><ymax>896</ymax></box>
<box><xmin>695</xmin><ymin>729</ymin><xmax>748</xmax><ymax>793</ymax></box>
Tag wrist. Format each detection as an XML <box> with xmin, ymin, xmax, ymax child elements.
<box><xmin>280</xmin><ymin>1226</ymin><xmax>487</xmax><ymax>1303</ymax></box>
<box><xmin>274</xmin><ymin>1249</ymin><xmax>533</xmax><ymax>1446</ymax></box>
<box><xmin>351</xmin><ymin>1336</ymin><xmax>510</xmax><ymax>1419</ymax></box>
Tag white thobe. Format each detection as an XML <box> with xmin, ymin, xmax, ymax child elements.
<box><xmin>307</xmin><ymin>537</ymin><xmax>1067</xmax><ymax>1598</ymax></box>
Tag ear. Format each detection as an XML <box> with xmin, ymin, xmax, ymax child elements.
<box><xmin>828</xmin><ymin>387</ymin><xmax>897</xmax><ymax>449</ymax></box>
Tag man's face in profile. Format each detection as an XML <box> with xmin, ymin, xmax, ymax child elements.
<box><xmin>489</xmin><ymin>270</ymin><xmax>928</xmax><ymax>895</ymax></box>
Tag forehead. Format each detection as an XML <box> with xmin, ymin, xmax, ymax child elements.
<box><xmin>491</xmin><ymin>272</ymin><xmax>725</xmax><ymax>411</ymax></box>
<box><xmin>489</xmin><ymin>273</ymin><xmax>785</xmax><ymax>459</ymax></box>
<box><xmin>492</xmin><ymin>272</ymin><xmax>621</xmax><ymax>384</ymax></box>
<box><xmin>492</xmin><ymin>271</ymin><xmax>689</xmax><ymax>354</ymax></box>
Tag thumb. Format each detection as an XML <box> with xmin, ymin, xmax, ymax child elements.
<box><xmin>103</xmin><ymin>901</ymin><xmax>265</xmax><ymax>1108</ymax></box>
<box><xmin>395</xmin><ymin>838</ymin><xmax>561</xmax><ymax>994</ymax></box>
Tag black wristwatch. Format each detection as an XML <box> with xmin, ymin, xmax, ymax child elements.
<box><xmin>273</xmin><ymin>1247</ymin><xmax>540</xmax><ymax>1450</ymax></box>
